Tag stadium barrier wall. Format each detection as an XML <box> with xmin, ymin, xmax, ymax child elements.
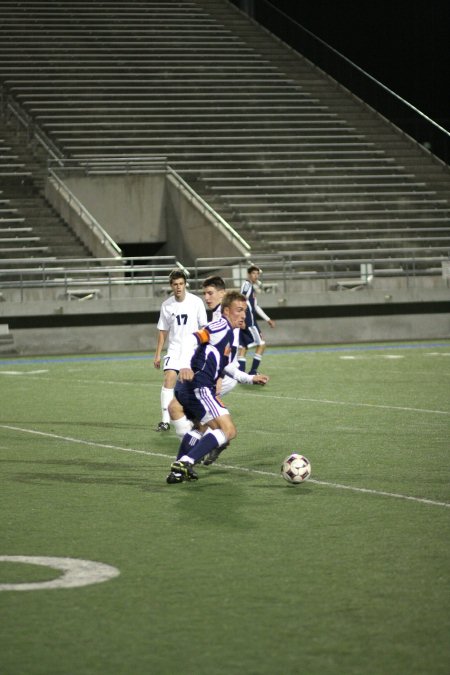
<box><xmin>2</xmin><ymin>287</ymin><xmax>449</xmax><ymax>355</ymax></box>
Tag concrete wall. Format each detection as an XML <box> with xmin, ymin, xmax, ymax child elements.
<box><xmin>7</xmin><ymin>313</ymin><xmax>450</xmax><ymax>356</ymax></box>
<box><xmin>45</xmin><ymin>176</ymin><xmax>122</xmax><ymax>258</ymax></box>
<box><xmin>3</xmin><ymin>286</ymin><xmax>449</xmax><ymax>355</ymax></box>
<box><xmin>62</xmin><ymin>173</ymin><xmax>167</xmax><ymax>244</ymax></box>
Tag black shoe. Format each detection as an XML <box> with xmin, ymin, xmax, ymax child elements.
<box><xmin>166</xmin><ymin>470</ymin><xmax>184</xmax><ymax>484</ymax></box>
<box><xmin>202</xmin><ymin>443</ymin><xmax>229</xmax><ymax>466</ymax></box>
<box><xmin>155</xmin><ymin>422</ymin><xmax>170</xmax><ymax>432</ymax></box>
<box><xmin>168</xmin><ymin>460</ymin><xmax>198</xmax><ymax>482</ymax></box>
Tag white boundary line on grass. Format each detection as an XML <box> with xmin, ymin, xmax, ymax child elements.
<box><xmin>1</xmin><ymin>424</ymin><xmax>449</xmax><ymax>510</ymax></box>
<box><xmin>231</xmin><ymin>391</ymin><xmax>450</xmax><ymax>416</ymax></box>
<box><xmin>3</xmin><ymin>371</ymin><xmax>449</xmax><ymax>416</ymax></box>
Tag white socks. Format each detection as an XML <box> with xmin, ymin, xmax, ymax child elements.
<box><xmin>161</xmin><ymin>387</ymin><xmax>173</xmax><ymax>424</ymax></box>
<box><xmin>172</xmin><ymin>415</ymin><xmax>194</xmax><ymax>439</ymax></box>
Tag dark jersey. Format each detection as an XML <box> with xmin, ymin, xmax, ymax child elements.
<box><xmin>187</xmin><ymin>317</ymin><xmax>237</xmax><ymax>388</ymax></box>
<box><xmin>240</xmin><ymin>279</ymin><xmax>258</xmax><ymax>328</ymax></box>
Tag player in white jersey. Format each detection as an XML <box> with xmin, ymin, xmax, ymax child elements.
<box><xmin>153</xmin><ymin>269</ymin><xmax>207</xmax><ymax>431</ymax></box>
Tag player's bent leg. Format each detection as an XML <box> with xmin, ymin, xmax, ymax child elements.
<box><xmin>201</xmin><ymin>415</ymin><xmax>236</xmax><ymax>465</ymax></box>
<box><xmin>178</xmin><ymin>427</ymin><xmax>228</xmax><ymax>466</ymax></box>
<box><xmin>249</xmin><ymin>341</ymin><xmax>266</xmax><ymax>375</ymax></box>
<box><xmin>238</xmin><ymin>346</ymin><xmax>247</xmax><ymax>371</ymax></box>
<box><xmin>202</xmin><ymin>440</ymin><xmax>230</xmax><ymax>466</ymax></box>
<box><xmin>176</xmin><ymin>429</ymin><xmax>202</xmax><ymax>460</ymax></box>
<box><xmin>157</xmin><ymin>369</ymin><xmax>178</xmax><ymax>430</ymax></box>
<box><xmin>166</xmin><ymin>386</ymin><xmax>235</xmax><ymax>482</ymax></box>
<box><xmin>169</xmin><ymin>397</ymin><xmax>194</xmax><ymax>439</ymax></box>
<box><xmin>176</xmin><ymin>415</ymin><xmax>235</xmax><ymax>465</ymax></box>
<box><xmin>211</xmin><ymin>414</ymin><xmax>237</xmax><ymax>442</ymax></box>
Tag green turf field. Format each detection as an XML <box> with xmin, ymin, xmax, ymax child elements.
<box><xmin>1</xmin><ymin>341</ymin><xmax>449</xmax><ymax>675</ymax></box>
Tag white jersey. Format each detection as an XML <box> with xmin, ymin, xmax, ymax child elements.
<box><xmin>157</xmin><ymin>291</ymin><xmax>207</xmax><ymax>359</ymax></box>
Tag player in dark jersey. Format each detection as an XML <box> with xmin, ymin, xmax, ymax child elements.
<box><xmin>239</xmin><ymin>265</ymin><xmax>275</xmax><ymax>375</ymax></box>
<box><xmin>202</xmin><ymin>275</ymin><xmax>238</xmax><ymax>398</ymax></box>
<box><xmin>166</xmin><ymin>290</ymin><xmax>269</xmax><ymax>484</ymax></box>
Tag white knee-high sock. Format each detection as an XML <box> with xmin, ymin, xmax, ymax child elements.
<box><xmin>172</xmin><ymin>415</ymin><xmax>194</xmax><ymax>439</ymax></box>
<box><xmin>161</xmin><ymin>387</ymin><xmax>173</xmax><ymax>424</ymax></box>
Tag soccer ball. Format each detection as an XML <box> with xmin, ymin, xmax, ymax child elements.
<box><xmin>281</xmin><ymin>453</ymin><xmax>311</xmax><ymax>484</ymax></box>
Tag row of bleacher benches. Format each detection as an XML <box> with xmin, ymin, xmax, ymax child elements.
<box><xmin>0</xmin><ymin>0</ymin><xmax>448</xmax><ymax>274</ymax></box>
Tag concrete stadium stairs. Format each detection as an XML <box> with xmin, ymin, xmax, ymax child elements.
<box><xmin>0</xmin><ymin>121</ymin><xmax>92</xmax><ymax>260</ymax></box>
<box><xmin>0</xmin><ymin>0</ymin><xmax>449</xmax><ymax>274</ymax></box>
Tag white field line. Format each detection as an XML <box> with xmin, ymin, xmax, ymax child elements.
<box><xmin>2</xmin><ymin>373</ymin><xmax>449</xmax><ymax>416</ymax></box>
<box><xmin>1</xmin><ymin>424</ymin><xmax>449</xmax><ymax>510</ymax></box>
<box><xmin>236</xmin><ymin>392</ymin><xmax>450</xmax><ymax>416</ymax></box>
<box><xmin>230</xmin><ymin>389</ymin><xmax>450</xmax><ymax>416</ymax></box>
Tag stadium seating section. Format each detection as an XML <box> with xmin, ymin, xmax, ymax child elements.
<box><xmin>0</xmin><ymin>0</ymin><xmax>448</xmax><ymax>278</ymax></box>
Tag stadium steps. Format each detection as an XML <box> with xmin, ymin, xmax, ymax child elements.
<box><xmin>0</xmin><ymin>324</ymin><xmax>17</xmax><ymax>355</ymax></box>
<box><xmin>0</xmin><ymin>123</ymin><xmax>92</xmax><ymax>261</ymax></box>
<box><xmin>0</xmin><ymin>0</ymin><xmax>448</xmax><ymax>272</ymax></box>
<box><xmin>4</xmin><ymin>194</ymin><xmax>91</xmax><ymax>259</ymax></box>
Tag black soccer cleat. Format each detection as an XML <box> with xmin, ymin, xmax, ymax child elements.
<box><xmin>155</xmin><ymin>422</ymin><xmax>170</xmax><ymax>432</ymax></box>
<box><xmin>167</xmin><ymin>460</ymin><xmax>198</xmax><ymax>483</ymax></box>
<box><xmin>202</xmin><ymin>443</ymin><xmax>229</xmax><ymax>466</ymax></box>
<box><xmin>166</xmin><ymin>470</ymin><xmax>185</xmax><ymax>484</ymax></box>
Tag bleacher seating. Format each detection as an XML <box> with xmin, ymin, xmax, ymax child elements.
<box><xmin>0</xmin><ymin>0</ymin><xmax>448</xmax><ymax>277</ymax></box>
<box><xmin>0</xmin><ymin>125</ymin><xmax>91</xmax><ymax>260</ymax></box>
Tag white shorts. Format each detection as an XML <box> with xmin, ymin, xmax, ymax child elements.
<box><xmin>219</xmin><ymin>375</ymin><xmax>238</xmax><ymax>397</ymax></box>
<box><xmin>163</xmin><ymin>350</ymin><xmax>181</xmax><ymax>372</ymax></box>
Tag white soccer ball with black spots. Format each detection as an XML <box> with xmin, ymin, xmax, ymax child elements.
<box><xmin>281</xmin><ymin>453</ymin><xmax>311</xmax><ymax>484</ymax></box>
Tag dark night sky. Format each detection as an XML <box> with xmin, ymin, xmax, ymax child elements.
<box><xmin>251</xmin><ymin>0</ymin><xmax>449</xmax><ymax>131</ymax></box>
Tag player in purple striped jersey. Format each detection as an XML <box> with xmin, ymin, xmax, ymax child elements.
<box><xmin>166</xmin><ymin>291</ymin><xmax>269</xmax><ymax>484</ymax></box>
<box><xmin>199</xmin><ymin>275</ymin><xmax>240</xmax><ymax>465</ymax></box>
<box><xmin>202</xmin><ymin>276</ymin><xmax>238</xmax><ymax>399</ymax></box>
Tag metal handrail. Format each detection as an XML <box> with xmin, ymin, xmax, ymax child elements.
<box><xmin>0</xmin><ymin>255</ymin><xmax>181</xmax><ymax>272</ymax></box>
<box><xmin>166</xmin><ymin>166</ymin><xmax>251</xmax><ymax>255</ymax></box>
<box><xmin>190</xmin><ymin>253</ymin><xmax>447</xmax><ymax>292</ymax></box>
<box><xmin>4</xmin><ymin>95</ymin><xmax>64</xmax><ymax>162</ymax></box>
<box><xmin>0</xmin><ymin>253</ymin><xmax>447</xmax><ymax>301</ymax></box>
<box><xmin>0</xmin><ymin>255</ymin><xmax>186</xmax><ymax>300</ymax></box>
<box><xmin>48</xmin><ymin>156</ymin><xmax>168</xmax><ymax>174</ymax></box>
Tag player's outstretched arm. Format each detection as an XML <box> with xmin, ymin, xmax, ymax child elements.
<box><xmin>252</xmin><ymin>374</ymin><xmax>269</xmax><ymax>385</ymax></box>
